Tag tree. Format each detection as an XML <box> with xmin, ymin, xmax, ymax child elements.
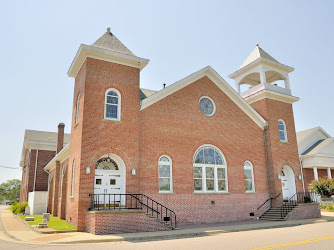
<box><xmin>0</xmin><ymin>179</ymin><xmax>21</xmax><ymax>202</ymax></box>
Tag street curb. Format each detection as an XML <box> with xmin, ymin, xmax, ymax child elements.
<box><xmin>51</xmin><ymin>217</ymin><xmax>334</xmax><ymax>244</ymax></box>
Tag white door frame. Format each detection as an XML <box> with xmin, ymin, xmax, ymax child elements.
<box><xmin>280</xmin><ymin>165</ymin><xmax>297</xmax><ymax>200</ymax></box>
<box><xmin>94</xmin><ymin>154</ymin><xmax>126</xmax><ymax>207</ymax></box>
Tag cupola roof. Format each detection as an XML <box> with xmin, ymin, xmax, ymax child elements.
<box><xmin>239</xmin><ymin>44</ymin><xmax>279</xmax><ymax>69</ymax></box>
<box><xmin>91</xmin><ymin>27</ymin><xmax>135</xmax><ymax>56</ymax></box>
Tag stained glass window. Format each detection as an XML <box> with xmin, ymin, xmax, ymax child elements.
<box><xmin>199</xmin><ymin>97</ymin><xmax>215</xmax><ymax>116</ymax></box>
<box><xmin>193</xmin><ymin>145</ymin><xmax>227</xmax><ymax>192</ymax></box>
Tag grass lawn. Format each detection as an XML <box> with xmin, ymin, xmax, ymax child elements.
<box><xmin>19</xmin><ymin>215</ymin><xmax>77</xmax><ymax>230</ymax></box>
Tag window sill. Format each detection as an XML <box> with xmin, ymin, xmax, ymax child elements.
<box><xmin>193</xmin><ymin>192</ymin><xmax>230</xmax><ymax>195</ymax></box>
<box><xmin>70</xmin><ymin>196</ymin><xmax>74</xmax><ymax>200</ymax></box>
<box><xmin>280</xmin><ymin>140</ymin><xmax>289</xmax><ymax>144</ymax></box>
<box><xmin>159</xmin><ymin>192</ymin><xmax>174</xmax><ymax>195</ymax></box>
<box><xmin>73</xmin><ymin>123</ymin><xmax>79</xmax><ymax>128</ymax></box>
<box><xmin>102</xmin><ymin>118</ymin><xmax>122</xmax><ymax>123</ymax></box>
<box><xmin>245</xmin><ymin>191</ymin><xmax>256</xmax><ymax>194</ymax></box>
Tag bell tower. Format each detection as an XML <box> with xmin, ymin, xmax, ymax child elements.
<box><xmin>229</xmin><ymin>45</ymin><xmax>303</xmax><ymax>203</ymax></box>
<box><xmin>66</xmin><ymin>28</ymin><xmax>149</xmax><ymax>230</ymax></box>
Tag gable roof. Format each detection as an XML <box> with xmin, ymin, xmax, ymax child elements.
<box><xmin>296</xmin><ymin>126</ymin><xmax>331</xmax><ymax>144</ymax></box>
<box><xmin>302</xmin><ymin>138</ymin><xmax>334</xmax><ymax>156</ymax></box>
<box><xmin>239</xmin><ymin>45</ymin><xmax>279</xmax><ymax>69</ymax></box>
<box><xmin>91</xmin><ymin>29</ymin><xmax>135</xmax><ymax>56</ymax></box>
<box><xmin>140</xmin><ymin>66</ymin><xmax>267</xmax><ymax>129</ymax></box>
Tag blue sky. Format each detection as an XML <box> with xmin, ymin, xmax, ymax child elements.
<box><xmin>0</xmin><ymin>0</ymin><xmax>333</xmax><ymax>183</ymax></box>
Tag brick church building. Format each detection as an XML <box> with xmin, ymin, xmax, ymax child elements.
<box><xmin>19</xmin><ymin>28</ymin><xmax>323</xmax><ymax>234</ymax></box>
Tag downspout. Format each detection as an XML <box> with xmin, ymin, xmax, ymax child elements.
<box><xmin>33</xmin><ymin>146</ymin><xmax>39</xmax><ymax>192</ymax></box>
<box><xmin>263</xmin><ymin>121</ymin><xmax>272</xmax><ymax>208</ymax></box>
<box><xmin>299</xmin><ymin>156</ymin><xmax>306</xmax><ymax>193</ymax></box>
<box><xmin>44</xmin><ymin>167</ymin><xmax>50</xmax><ymax>210</ymax></box>
<box><xmin>25</xmin><ymin>149</ymin><xmax>31</xmax><ymax>201</ymax></box>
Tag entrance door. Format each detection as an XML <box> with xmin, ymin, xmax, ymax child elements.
<box><xmin>94</xmin><ymin>169</ymin><xmax>123</xmax><ymax>208</ymax></box>
<box><xmin>280</xmin><ymin>165</ymin><xmax>297</xmax><ymax>201</ymax></box>
<box><xmin>280</xmin><ymin>170</ymin><xmax>289</xmax><ymax>200</ymax></box>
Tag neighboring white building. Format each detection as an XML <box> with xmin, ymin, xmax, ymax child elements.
<box><xmin>297</xmin><ymin>127</ymin><xmax>334</xmax><ymax>188</ymax></box>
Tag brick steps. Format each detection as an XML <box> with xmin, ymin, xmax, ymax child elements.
<box><xmin>259</xmin><ymin>204</ymin><xmax>298</xmax><ymax>221</ymax></box>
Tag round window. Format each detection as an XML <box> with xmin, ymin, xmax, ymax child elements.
<box><xmin>199</xmin><ymin>97</ymin><xmax>215</xmax><ymax>116</ymax></box>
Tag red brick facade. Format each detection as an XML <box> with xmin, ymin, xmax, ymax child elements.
<box><xmin>20</xmin><ymin>149</ymin><xmax>55</xmax><ymax>202</ymax></box>
<box><xmin>24</xmin><ymin>33</ymin><xmax>322</xmax><ymax>234</ymax></box>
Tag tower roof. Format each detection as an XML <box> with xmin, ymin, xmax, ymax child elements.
<box><xmin>91</xmin><ymin>28</ymin><xmax>135</xmax><ymax>56</ymax></box>
<box><xmin>239</xmin><ymin>44</ymin><xmax>279</xmax><ymax>69</ymax></box>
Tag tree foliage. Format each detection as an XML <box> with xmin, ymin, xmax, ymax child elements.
<box><xmin>0</xmin><ymin>179</ymin><xmax>21</xmax><ymax>203</ymax></box>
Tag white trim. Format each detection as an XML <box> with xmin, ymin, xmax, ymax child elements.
<box><xmin>68</xmin><ymin>44</ymin><xmax>149</xmax><ymax>78</ymax></box>
<box><xmin>244</xmin><ymin>161</ymin><xmax>255</xmax><ymax>193</ymax></box>
<box><xmin>199</xmin><ymin>96</ymin><xmax>216</xmax><ymax>116</ymax></box>
<box><xmin>104</xmin><ymin>88</ymin><xmax>121</xmax><ymax>121</ymax></box>
<box><xmin>158</xmin><ymin>155</ymin><xmax>173</xmax><ymax>193</ymax></box>
<box><xmin>278</xmin><ymin>119</ymin><xmax>288</xmax><ymax>142</ymax></box>
<box><xmin>243</xmin><ymin>89</ymin><xmax>300</xmax><ymax>105</ymax></box>
<box><xmin>44</xmin><ymin>143</ymin><xmax>70</xmax><ymax>171</ymax></box>
<box><xmin>140</xmin><ymin>66</ymin><xmax>267</xmax><ymax>130</ymax></box>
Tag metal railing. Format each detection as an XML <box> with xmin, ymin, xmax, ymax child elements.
<box><xmin>257</xmin><ymin>193</ymin><xmax>281</xmax><ymax>211</ymax></box>
<box><xmin>89</xmin><ymin>193</ymin><xmax>177</xmax><ymax>228</ymax></box>
<box><xmin>280</xmin><ymin>192</ymin><xmax>318</xmax><ymax>218</ymax></box>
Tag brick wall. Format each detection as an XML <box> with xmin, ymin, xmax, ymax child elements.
<box><xmin>85</xmin><ymin>211</ymin><xmax>170</xmax><ymax>234</ymax></box>
<box><xmin>250</xmin><ymin>98</ymin><xmax>303</xmax><ymax>202</ymax></box>
<box><xmin>286</xmin><ymin>203</ymin><xmax>321</xmax><ymax>220</ymax></box>
<box><xmin>20</xmin><ymin>149</ymin><xmax>55</xmax><ymax>202</ymax></box>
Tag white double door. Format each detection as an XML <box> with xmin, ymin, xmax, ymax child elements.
<box><xmin>94</xmin><ymin>169</ymin><xmax>123</xmax><ymax>207</ymax></box>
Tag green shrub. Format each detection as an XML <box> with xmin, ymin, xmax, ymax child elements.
<box><xmin>309</xmin><ymin>178</ymin><xmax>334</xmax><ymax>197</ymax></box>
<box><xmin>10</xmin><ymin>202</ymin><xmax>28</xmax><ymax>215</ymax></box>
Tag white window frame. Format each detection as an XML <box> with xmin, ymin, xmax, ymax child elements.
<box><xmin>158</xmin><ymin>155</ymin><xmax>173</xmax><ymax>193</ymax></box>
<box><xmin>75</xmin><ymin>94</ymin><xmax>80</xmax><ymax>124</ymax></box>
<box><xmin>193</xmin><ymin>145</ymin><xmax>228</xmax><ymax>193</ymax></box>
<box><xmin>199</xmin><ymin>96</ymin><xmax>216</xmax><ymax>116</ymax></box>
<box><xmin>71</xmin><ymin>161</ymin><xmax>75</xmax><ymax>197</ymax></box>
<box><xmin>244</xmin><ymin>161</ymin><xmax>255</xmax><ymax>193</ymax></box>
<box><xmin>104</xmin><ymin>88</ymin><xmax>121</xmax><ymax>121</ymax></box>
<box><xmin>278</xmin><ymin>119</ymin><xmax>288</xmax><ymax>142</ymax></box>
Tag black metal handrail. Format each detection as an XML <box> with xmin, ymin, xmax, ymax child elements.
<box><xmin>88</xmin><ymin>193</ymin><xmax>177</xmax><ymax>228</ymax></box>
<box><xmin>257</xmin><ymin>193</ymin><xmax>281</xmax><ymax>211</ymax></box>
<box><xmin>280</xmin><ymin>192</ymin><xmax>317</xmax><ymax>218</ymax></box>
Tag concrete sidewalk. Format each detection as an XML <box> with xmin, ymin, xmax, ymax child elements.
<box><xmin>1</xmin><ymin>209</ymin><xmax>334</xmax><ymax>245</ymax></box>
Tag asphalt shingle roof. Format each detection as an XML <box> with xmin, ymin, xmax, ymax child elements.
<box><xmin>92</xmin><ymin>28</ymin><xmax>135</xmax><ymax>56</ymax></box>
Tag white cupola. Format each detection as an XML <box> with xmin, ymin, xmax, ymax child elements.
<box><xmin>229</xmin><ymin>45</ymin><xmax>297</xmax><ymax>103</ymax></box>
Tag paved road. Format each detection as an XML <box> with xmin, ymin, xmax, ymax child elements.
<box><xmin>1</xmin><ymin>205</ymin><xmax>334</xmax><ymax>249</ymax></box>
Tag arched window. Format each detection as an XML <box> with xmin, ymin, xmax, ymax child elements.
<box><xmin>71</xmin><ymin>161</ymin><xmax>75</xmax><ymax>197</ymax></box>
<box><xmin>105</xmin><ymin>89</ymin><xmax>120</xmax><ymax>120</ymax></box>
<box><xmin>244</xmin><ymin>161</ymin><xmax>255</xmax><ymax>192</ymax></box>
<box><xmin>158</xmin><ymin>156</ymin><xmax>172</xmax><ymax>192</ymax></box>
<box><xmin>75</xmin><ymin>94</ymin><xmax>80</xmax><ymax>124</ymax></box>
<box><xmin>278</xmin><ymin>119</ymin><xmax>288</xmax><ymax>142</ymax></box>
<box><xmin>193</xmin><ymin>145</ymin><xmax>227</xmax><ymax>192</ymax></box>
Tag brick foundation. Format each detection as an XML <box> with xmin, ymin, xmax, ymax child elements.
<box><xmin>286</xmin><ymin>203</ymin><xmax>321</xmax><ymax>220</ymax></box>
<box><xmin>85</xmin><ymin>210</ymin><xmax>170</xmax><ymax>234</ymax></box>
